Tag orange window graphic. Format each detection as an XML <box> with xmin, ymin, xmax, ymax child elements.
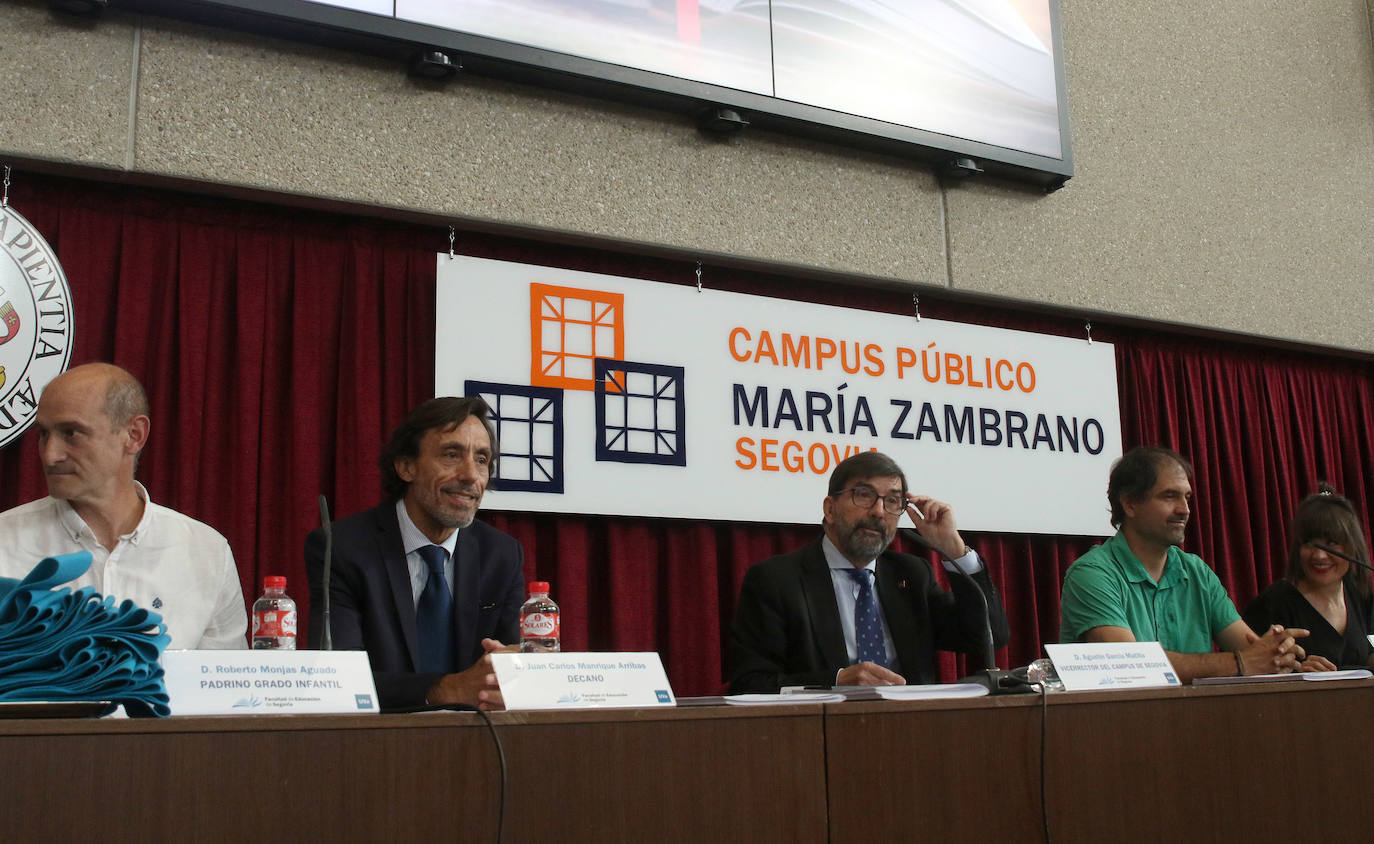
<box><xmin>529</xmin><ymin>283</ymin><xmax>625</xmax><ymax>391</ymax></box>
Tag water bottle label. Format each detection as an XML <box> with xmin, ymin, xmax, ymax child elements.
<box><xmin>521</xmin><ymin>611</ymin><xmax>559</xmax><ymax>638</ymax></box>
<box><xmin>253</xmin><ymin>609</ymin><xmax>298</xmax><ymax>638</ymax></box>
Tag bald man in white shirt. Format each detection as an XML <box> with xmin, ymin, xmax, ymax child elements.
<box><xmin>0</xmin><ymin>363</ymin><xmax>247</xmax><ymax>649</ymax></box>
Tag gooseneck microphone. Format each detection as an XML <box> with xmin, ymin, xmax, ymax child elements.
<box><xmin>1307</xmin><ymin>541</ymin><xmax>1374</xmax><ymax>576</ymax></box>
<box><xmin>900</xmin><ymin>527</ymin><xmax>996</xmax><ymax>671</ymax></box>
<box><xmin>899</xmin><ymin>528</ymin><xmax>1032</xmax><ymax>694</ymax></box>
<box><xmin>318</xmin><ymin>494</ymin><xmax>334</xmax><ymax>651</ymax></box>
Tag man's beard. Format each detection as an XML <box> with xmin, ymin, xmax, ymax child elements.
<box><xmin>838</xmin><ymin>517</ymin><xmax>893</xmax><ymax>561</ymax></box>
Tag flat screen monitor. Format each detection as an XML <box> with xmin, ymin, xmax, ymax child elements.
<box><xmin>128</xmin><ymin>0</ymin><xmax>1073</xmax><ymax>185</ymax></box>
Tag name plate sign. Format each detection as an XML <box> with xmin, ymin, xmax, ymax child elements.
<box><xmin>162</xmin><ymin>650</ymin><xmax>379</xmax><ymax>715</ymax></box>
<box><xmin>491</xmin><ymin>652</ymin><xmax>676</xmax><ymax>710</ymax></box>
<box><xmin>1044</xmin><ymin>642</ymin><xmax>1181</xmax><ymax>691</ymax></box>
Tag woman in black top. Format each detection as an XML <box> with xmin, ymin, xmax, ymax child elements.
<box><xmin>1243</xmin><ymin>484</ymin><xmax>1374</xmax><ymax>670</ymax></box>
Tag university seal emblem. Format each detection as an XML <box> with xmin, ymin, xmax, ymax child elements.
<box><xmin>0</xmin><ymin>203</ymin><xmax>73</xmax><ymax>449</ymax></box>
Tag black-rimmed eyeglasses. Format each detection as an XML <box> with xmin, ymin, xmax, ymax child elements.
<box><xmin>838</xmin><ymin>486</ymin><xmax>906</xmax><ymax>516</ymax></box>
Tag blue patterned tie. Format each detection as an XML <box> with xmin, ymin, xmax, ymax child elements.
<box><xmin>845</xmin><ymin>568</ymin><xmax>888</xmax><ymax>668</ymax></box>
<box><xmin>415</xmin><ymin>545</ymin><xmax>455</xmax><ymax>673</ymax></box>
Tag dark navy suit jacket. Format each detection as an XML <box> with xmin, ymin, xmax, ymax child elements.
<box><xmin>305</xmin><ymin>502</ymin><xmax>525</xmax><ymax>709</ymax></box>
<box><xmin>728</xmin><ymin>539</ymin><xmax>1009</xmax><ymax>694</ymax></box>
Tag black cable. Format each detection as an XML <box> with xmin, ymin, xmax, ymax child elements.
<box><xmin>382</xmin><ymin>704</ymin><xmax>507</xmax><ymax>840</ymax></box>
<box><xmin>1039</xmin><ymin>683</ymin><xmax>1052</xmax><ymax>844</ymax></box>
<box><xmin>474</xmin><ymin>708</ymin><xmax>508</xmax><ymax>844</ymax></box>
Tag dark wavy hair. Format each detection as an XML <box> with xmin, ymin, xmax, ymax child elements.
<box><xmin>1106</xmin><ymin>446</ymin><xmax>1193</xmax><ymax>528</ymax></box>
<box><xmin>1285</xmin><ymin>482</ymin><xmax>1372</xmax><ymax>599</ymax></box>
<box><xmin>378</xmin><ymin>397</ymin><xmax>499</xmax><ymax>500</ymax></box>
<box><xmin>827</xmin><ymin>451</ymin><xmax>907</xmax><ymax>497</ymax></box>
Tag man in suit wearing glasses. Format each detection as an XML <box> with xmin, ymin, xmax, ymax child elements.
<box><xmin>727</xmin><ymin>450</ymin><xmax>1008</xmax><ymax>694</ymax></box>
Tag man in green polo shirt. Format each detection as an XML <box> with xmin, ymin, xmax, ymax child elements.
<box><xmin>1060</xmin><ymin>446</ymin><xmax>1327</xmax><ymax>682</ymax></box>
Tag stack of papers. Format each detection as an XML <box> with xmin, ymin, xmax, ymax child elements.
<box><xmin>684</xmin><ymin>683</ymin><xmax>994</xmax><ymax>706</ymax></box>
<box><xmin>777</xmin><ymin>683</ymin><xmax>990</xmax><ymax>701</ymax></box>
<box><xmin>723</xmin><ymin>692</ymin><xmax>845</xmax><ymax>705</ymax></box>
<box><xmin>873</xmin><ymin>683</ymin><xmax>990</xmax><ymax>700</ymax></box>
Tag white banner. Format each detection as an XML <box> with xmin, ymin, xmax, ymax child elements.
<box><xmin>436</xmin><ymin>256</ymin><xmax>1121</xmax><ymax>535</ymax></box>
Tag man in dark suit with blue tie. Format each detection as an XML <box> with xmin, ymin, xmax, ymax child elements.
<box><xmin>728</xmin><ymin>451</ymin><xmax>1008</xmax><ymax>694</ymax></box>
<box><xmin>306</xmin><ymin>397</ymin><xmax>525</xmax><ymax>710</ymax></box>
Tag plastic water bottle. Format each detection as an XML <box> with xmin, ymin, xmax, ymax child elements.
<box><xmin>251</xmin><ymin>576</ymin><xmax>297</xmax><ymax>649</ymax></box>
<box><xmin>519</xmin><ymin>581</ymin><xmax>560</xmax><ymax>652</ymax></box>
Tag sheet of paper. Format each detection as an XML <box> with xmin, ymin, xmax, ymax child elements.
<box><xmin>873</xmin><ymin>683</ymin><xmax>990</xmax><ymax>700</ymax></box>
<box><xmin>1190</xmin><ymin>668</ymin><xmax>1371</xmax><ymax>686</ymax></box>
<box><xmin>1302</xmin><ymin>669</ymin><xmax>1373</xmax><ymax>682</ymax></box>
<box><xmin>1191</xmin><ymin>672</ymin><xmax>1306</xmax><ymax>686</ymax></box>
<box><xmin>723</xmin><ymin>693</ymin><xmax>845</xmax><ymax>705</ymax></box>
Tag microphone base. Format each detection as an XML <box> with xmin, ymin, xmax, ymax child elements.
<box><xmin>958</xmin><ymin>668</ymin><xmax>1035</xmax><ymax>696</ymax></box>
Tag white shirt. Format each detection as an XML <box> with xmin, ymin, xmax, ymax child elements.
<box><xmin>823</xmin><ymin>535</ymin><xmax>984</xmax><ymax>670</ymax></box>
<box><xmin>0</xmin><ymin>484</ymin><xmax>248</xmax><ymax>649</ymax></box>
<box><xmin>395</xmin><ymin>499</ymin><xmax>457</xmax><ymax>607</ymax></box>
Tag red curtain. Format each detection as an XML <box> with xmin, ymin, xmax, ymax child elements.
<box><xmin>3</xmin><ymin>175</ymin><xmax>1372</xmax><ymax>695</ymax></box>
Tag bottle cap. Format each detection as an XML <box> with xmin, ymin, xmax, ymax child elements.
<box><xmin>264</xmin><ymin>575</ymin><xmax>287</xmax><ymax>590</ymax></box>
<box><xmin>529</xmin><ymin>581</ymin><xmax>550</xmax><ymax>595</ymax></box>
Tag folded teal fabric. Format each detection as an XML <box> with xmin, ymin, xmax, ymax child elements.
<box><xmin>0</xmin><ymin>551</ymin><xmax>171</xmax><ymax>716</ymax></box>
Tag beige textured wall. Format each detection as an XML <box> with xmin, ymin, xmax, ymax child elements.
<box><xmin>2</xmin><ymin>0</ymin><xmax>1373</xmax><ymax>351</ymax></box>
<box><xmin>952</xmin><ymin>0</ymin><xmax>1374</xmax><ymax>349</ymax></box>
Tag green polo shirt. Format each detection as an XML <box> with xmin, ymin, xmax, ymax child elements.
<box><xmin>1059</xmin><ymin>531</ymin><xmax>1240</xmax><ymax>652</ymax></box>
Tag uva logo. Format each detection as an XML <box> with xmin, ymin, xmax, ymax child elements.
<box><xmin>0</xmin><ymin>204</ymin><xmax>73</xmax><ymax>450</ymax></box>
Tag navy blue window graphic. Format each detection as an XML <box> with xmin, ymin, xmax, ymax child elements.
<box><xmin>593</xmin><ymin>359</ymin><xmax>685</xmax><ymax>466</ymax></box>
<box><xmin>465</xmin><ymin>381</ymin><xmax>564</xmax><ymax>493</ymax></box>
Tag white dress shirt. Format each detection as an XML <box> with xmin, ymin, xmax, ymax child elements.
<box><xmin>0</xmin><ymin>484</ymin><xmax>248</xmax><ymax>649</ymax></box>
